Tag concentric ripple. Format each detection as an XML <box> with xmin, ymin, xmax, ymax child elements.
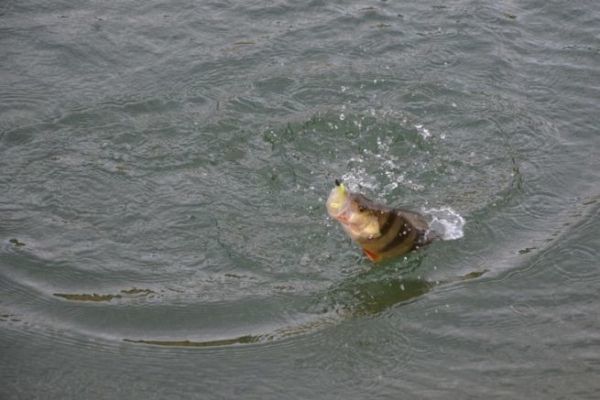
<box><xmin>1</xmin><ymin>102</ymin><xmax>558</xmax><ymax>347</ymax></box>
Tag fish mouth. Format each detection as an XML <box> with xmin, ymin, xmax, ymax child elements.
<box><xmin>334</xmin><ymin>210</ymin><xmax>351</xmax><ymax>224</ymax></box>
<box><xmin>329</xmin><ymin>205</ymin><xmax>352</xmax><ymax>225</ymax></box>
<box><xmin>336</xmin><ymin>213</ymin><xmax>349</xmax><ymax>223</ymax></box>
<box><xmin>332</xmin><ymin>207</ymin><xmax>366</xmax><ymax>232</ymax></box>
<box><xmin>326</xmin><ymin>184</ymin><xmax>351</xmax><ymax>219</ymax></box>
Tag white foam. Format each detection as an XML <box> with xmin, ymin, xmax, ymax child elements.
<box><xmin>422</xmin><ymin>207</ymin><xmax>465</xmax><ymax>240</ymax></box>
<box><xmin>415</xmin><ymin>124</ymin><xmax>431</xmax><ymax>139</ymax></box>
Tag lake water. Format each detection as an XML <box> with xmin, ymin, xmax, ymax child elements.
<box><xmin>1</xmin><ymin>0</ymin><xmax>599</xmax><ymax>398</ymax></box>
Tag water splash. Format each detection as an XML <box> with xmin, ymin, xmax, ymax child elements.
<box><xmin>422</xmin><ymin>207</ymin><xmax>466</xmax><ymax>240</ymax></box>
<box><xmin>339</xmin><ymin>130</ymin><xmax>428</xmax><ymax>196</ymax></box>
<box><xmin>415</xmin><ymin>124</ymin><xmax>431</xmax><ymax>139</ymax></box>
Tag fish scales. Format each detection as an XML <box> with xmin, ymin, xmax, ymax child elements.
<box><xmin>326</xmin><ymin>181</ymin><xmax>433</xmax><ymax>262</ymax></box>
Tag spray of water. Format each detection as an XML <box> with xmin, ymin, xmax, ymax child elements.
<box><xmin>422</xmin><ymin>207</ymin><xmax>465</xmax><ymax>240</ymax></box>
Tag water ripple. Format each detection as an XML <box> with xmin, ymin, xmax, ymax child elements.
<box><xmin>1</xmin><ymin>0</ymin><xmax>600</xmax><ymax>397</ymax></box>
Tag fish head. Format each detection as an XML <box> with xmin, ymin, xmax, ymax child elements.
<box><xmin>326</xmin><ymin>179</ymin><xmax>350</xmax><ymax>219</ymax></box>
<box><xmin>326</xmin><ymin>181</ymin><xmax>386</xmax><ymax>241</ymax></box>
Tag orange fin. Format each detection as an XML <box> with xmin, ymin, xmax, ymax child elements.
<box><xmin>363</xmin><ymin>248</ymin><xmax>380</xmax><ymax>262</ymax></box>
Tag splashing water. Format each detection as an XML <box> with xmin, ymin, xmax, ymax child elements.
<box><xmin>422</xmin><ymin>207</ymin><xmax>466</xmax><ymax>240</ymax></box>
<box><xmin>340</xmin><ymin>130</ymin><xmax>428</xmax><ymax>196</ymax></box>
<box><xmin>330</xmin><ymin>113</ymin><xmax>462</xmax><ymax>240</ymax></box>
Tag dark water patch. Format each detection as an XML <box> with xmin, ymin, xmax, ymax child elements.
<box><xmin>120</xmin><ymin>288</ymin><xmax>156</xmax><ymax>296</ymax></box>
<box><xmin>518</xmin><ymin>247</ymin><xmax>537</xmax><ymax>255</ymax></box>
<box><xmin>124</xmin><ymin>335</ymin><xmax>261</xmax><ymax>348</ymax></box>
<box><xmin>54</xmin><ymin>293</ymin><xmax>119</xmax><ymax>302</ymax></box>
<box><xmin>0</xmin><ymin>316</ymin><xmax>21</xmax><ymax>323</ymax></box>
<box><xmin>54</xmin><ymin>288</ymin><xmax>157</xmax><ymax>303</ymax></box>
<box><xmin>8</xmin><ymin>238</ymin><xmax>26</xmax><ymax>247</ymax></box>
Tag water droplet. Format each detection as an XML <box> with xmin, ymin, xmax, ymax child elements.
<box><xmin>300</xmin><ymin>254</ymin><xmax>310</xmax><ymax>266</ymax></box>
<box><xmin>422</xmin><ymin>206</ymin><xmax>465</xmax><ymax>240</ymax></box>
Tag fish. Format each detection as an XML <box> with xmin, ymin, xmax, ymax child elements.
<box><xmin>326</xmin><ymin>179</ymin><xmax>435</xmax><ymax>262</ymax></box>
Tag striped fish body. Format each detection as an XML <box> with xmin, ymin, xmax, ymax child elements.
<box><xmin>327</xmin><ymin>185</ymin><xmax>433</xmax><ymax>262</ymax></box>
<box><xmin>357</xmin><ymin>206</ymin><xmax>431</xmax><ymax>262</ymax></box>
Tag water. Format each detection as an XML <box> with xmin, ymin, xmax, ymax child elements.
<box><xmin>1</xmin><ymin>0</ymin><xmax>600</xmax><ymax>398</ymax></box>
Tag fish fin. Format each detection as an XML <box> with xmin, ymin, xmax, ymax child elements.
<box><xmin>363</xmin><ymin>248</ymin><xmax>380</xmax><ymax>262</ymax></box>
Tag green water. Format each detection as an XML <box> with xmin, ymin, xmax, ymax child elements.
<box><xmin>1</xmin><ymin>0</ymin><xmax>599</xmax><ymax>398</ymax></box>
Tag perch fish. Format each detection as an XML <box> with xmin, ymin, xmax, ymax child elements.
<box><xmin>326</xmin><ymin>180</ymin><xmax>434</xmax><ymax>262</ymax></box>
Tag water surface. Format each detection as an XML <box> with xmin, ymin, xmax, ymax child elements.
<box><xmin>1</xmin><ymin>0</ymin><xmax>600</xmax><ymax>398</ymax></box>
